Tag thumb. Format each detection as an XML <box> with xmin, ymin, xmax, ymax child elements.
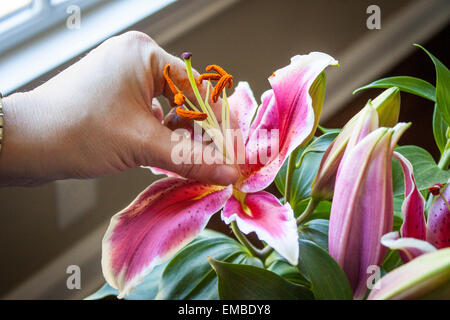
<box><xmin>141</xmin><ymin>116</ymin><xmax>239</xmax><ymax>186</ymax></box>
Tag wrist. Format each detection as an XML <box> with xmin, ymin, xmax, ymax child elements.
<box><xmin>0</xmin><ymin>91</ymin><xmax>54</xmax><ymax>186</ymax></box>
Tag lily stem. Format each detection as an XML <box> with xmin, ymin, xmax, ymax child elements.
<box><xmin>285</xmin><ymin>147</ymin><xmax>302</xmax><ymax>204</ymax></box>
<box><xmin>437</xmin><ymin>148</ymin><xmax>450</xmax><ymax>170</ymax></box>
<box><xmin>296</xmin><ymin>197</ymin><xmax>320</xmax><ymax>226</ymax></box>
<box><xmin>230</xmin><ymin>221</ymin><xmax>262</xmax><ymax>258</ymax></box>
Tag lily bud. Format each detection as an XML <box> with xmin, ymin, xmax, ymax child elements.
<box><xmin>311</xmin><ymin>87</ymin><xmax>400</xmax><ymax>200</ymax></box>
<box><xmin>328</xmin><ymin>123</ymin><xmax>410</xmax><ymax>299</ymax></box>
<box><xmin>427</xmin><ymin>182</ymin><xmax>450</xmax><ymax>249</ymax></box>
<box><xmin>311</xmin><ymin>103</ymin><xmax>378</xmax><ymax>200</ymax></box>
<box><xmin>368</xmin><ymin>248</ymin><xmax>450</xmax><ymax>300</ymax></box>
<box><xmin>371</xmin><ymin>87</ymin><xmax>400</xmax><ymax>127</ymax></box>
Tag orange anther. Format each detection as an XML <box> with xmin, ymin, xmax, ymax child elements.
<box><xmin>206</xmin><ymin>65</ymin><xmax>229</xmax><ymax>77</ymax></box>
<box><xmin>197</xmin><ymin>73</ymin><xmax>221</xmax><ymax>85</ymax></box>
<box><xmin>163</xmin><ymin>64</ymin><xmax>185</xmax><ymax>106</ymax></box>
<box><xmin>211</xmin><ymin>74</ymin><xmax>233</xmax><ymax>103</ymax></box>
<box><xmin>176</xmin><ymin>106</ymin><xmax>208</xmax><ymax>121</ymax></box>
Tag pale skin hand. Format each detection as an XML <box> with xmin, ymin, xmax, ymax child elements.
<box><xmin>0</xmin><ymin>31</ymin><xmax>240</xmax><ymax>187</ymax></box>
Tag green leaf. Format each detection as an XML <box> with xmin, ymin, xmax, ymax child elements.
<box><xmin>354</xmin><ymin>76</ymin><xmax>436</xmax><ymax>102</ymax></box>
<box><xmin>294</xmin><ymin>199</ymin><xmax>332</xmax><ymax>221</ymax></box>
<box><xmin>382</xmin><ymin>250</ymin><xmax>403</xmax><ymax>273</ymax></box>
<box><xmin>298</xmin><ymin>239</ymin><xmax>353</xmax><ymax>300</ymax></box>
<box><xmin>393</xmin><ymin>145</ymin><xmax>450</xmax><ymax>196</ymax></box>
<box><xmin>318</xmin><ymin>125</ymin><xmax>340</xmax><ymax>135</ymax></box>
<box><xmin>274</xmin><ymin>132</ymin><xmax>338</xmax><ymax>210</ymax></box>
<box><xmin>415</xmin><ymin>44</ymin><xmax>450</xmax><ymax>127</ymax></box>
<box><xmin>156</xmin><ymin>230</ymin><xmax>262</xmax><ymax>300</ymax></box>
<box><xmin>393</xmin><ymin>195</ymin><xmax>405</xmax><ymax>223</ymax></box>
<box><xmin>298</xmin><ymin>219</ymin><xmax>329</xmax><ymax>251</ymax></box>
<box><xmin>433</xmin><ymin>104</ymin><xmax>449</xmax><ymax>154</ymax></box>
<box><xmin>266</xmin><ymin>259</ymin><xmax>310</xmax><ymax>286</ymax></box>
<box><xmin>209</xmin><ymin>258</ymin><xmax>313</xmax><ymax>300</ymax></box>
<box><xmin>85</xmin><ymin>261</ymin><xmax>168</xmax><ymax>300</ymax></box>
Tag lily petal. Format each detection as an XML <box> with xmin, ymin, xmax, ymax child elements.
<box><xmin>221</xmin><ymin>191</ymin><xmax>298</xmax><ymax>265</ymax></box>
<box><xmin>381</xmin><ymin>231</ymin><xmax>437</xmax><ymax>262</ymax></box>
<box><xmin>240</xmin><ymin>52</ymin><xmax>338</xmax><ymax>193</ymax></box>
<box><xmin>228</xmin><ymin>81</ymin><xmax>258</xmax><ymax>143</ymax></box>
<box><xmin>427</xmin><ymin>183</ymin><xmax>450</xmax><ymax>249</ymax></box>
<box><xmin>145</xmin><ymin>166</ymin><xmax>181</xmax><ymax>178</ymax></box>
<box><xmin>102</xmin><ymin>177</ymin><xmax>232</xmax><ymax>298</ymax></box>
<box><xmin>393</xmin><ymin>152</ymin><xmax>426</xmax><ymax>241</ymax></box>
<box><xmin>368</xmin><ymin>248</ymin><xmax>450</xmax><ymax>300</ymax></box>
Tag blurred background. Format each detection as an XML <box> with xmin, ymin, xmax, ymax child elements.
<box><xmin>0</xmin><ymin>0</ymin><xmax>448</xmax><ymax>299</ymax></box>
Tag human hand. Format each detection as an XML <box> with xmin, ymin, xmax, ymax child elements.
<box><xmin>0</xmin><ymin>31</ymin><xmax>240</xmax><ymax>187</ymax></box>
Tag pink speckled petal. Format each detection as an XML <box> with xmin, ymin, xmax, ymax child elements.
<box><xmin>228</xmin><ymin>81</ymin><xmax>258</xmax><ymax>142</ymax></box>
<box><xmin>381</xmin><ymin>231</ymin><xmax>437</xmax><ymax>262</ymax></box>
<box><xmin>427</xmin><ymin>183</ymin><xmax>450</xmax><ymax>249</ymax></box>
<box><xmin>393</xmin><ymin>152</ymin><xmax>426</xmax><ymax>241</ymax></box>
<box><xmin>221</xmin><ymin>191</ymin><xmax>298</xmax><ymax>265</ymax></box>
<box><xmin>102</xmin><ymin>177</ymin><xmax>232</xmax><ymax>298</ymax></box>
<box><xmin>240</xmin><ymin>52</ymin><xmax>338</xmax><ymax>193</ymax></box>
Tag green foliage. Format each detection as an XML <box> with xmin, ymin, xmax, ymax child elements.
<box><xmin>275</xmin><ymin>132</ymin><xmax>338</xmax><ymax>212</ymax></box>
<box><xmin>209</xmin><ymin>258</ymin><xmax>313</xmax><ymax>300</ymax></box>
<box><xmin>298</xmin><ymin>219</ymin><xmax>329</xmax><ymax>251</ymax></box>
<box><xmin>392</xmin><ymin>145</ymin><xmax>450</xmax><ymax>196</ymax></box>
<box><xmin>415</xmin><ymin>45</ymin><xmax>450</xmax><ymax>128</ymax></box>
<box><xmin>354</xmin><ymin>76</ymin><xmax>436</xmax><ymax>101</ymax></box>
<box><xmin>354</xmin><ymin>46</ymin><xmax>450</xmax><ymax>157</ymax></box>
<box><xmin>266</xmin><ymin>259</ymin><xmax>310</xmax><ymax>286</ymax></box>
<box><xmin>156</xmin><ymin>230</ymin><xmax>262</xmax><ymax>300</ymax></box>
<box><xmin>297</xmin><ymin>240</ymin><xmax>353</xmax><ymax>300</ymax></box>
<box><xmin>433</xmin><ymin>105</ymin><xmax>449</xmax><ymax>154</ymax></box>
<box><xmin>382</xmin><ymin>250</ymin><xmax>403</xmax><ymax>273</ymax></box>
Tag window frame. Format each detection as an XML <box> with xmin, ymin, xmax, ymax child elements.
<box><xmin>0</xmin><ymin>0</ymin><xmax>105</xmax><ymax>55</ymax></box>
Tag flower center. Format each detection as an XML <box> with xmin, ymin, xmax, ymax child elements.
<box><xmin>163</xmin><ymin>52</ymin><xmax>235</xmax><ymax>162</ymax></box>
<box><xmin>232</xmin><ymin>187</ymin><xmax>252</xmax><ymax>217</ymax></box>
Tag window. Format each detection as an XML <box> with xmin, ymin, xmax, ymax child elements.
<box><xmin>0</xmin><ymin>0</ymin><xmax>33</xmax><ymax>22</ymax></box>
<box><xmin>0</xmin><ymin>0</ymin><xmax>176</xmax><ymax>94</ymax></box>
<box><xmin>0</xmin><ymin>0</ymin><xmax>104</xmax><ymax>54</ymax></box>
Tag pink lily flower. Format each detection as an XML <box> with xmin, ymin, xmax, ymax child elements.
<box><xmin>381</xmin><ymin>155</ymin><xmax>449</xmax><ymax>261</ymax></box>
<box><xmin>328</xmin><ymin>123</ymin><xmax>410</xmax><ymax>299</ymax></box>
<box><xmin>102</xmin><ymin>52</ymin><xmax>338</xmax><ymax>297</ymax></box>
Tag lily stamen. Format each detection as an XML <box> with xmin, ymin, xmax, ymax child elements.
<box><xmin>175</xmin><ymin>106</ymin><xmax>208</xmax><ymax>121</ymax></box>
<box><xmin>163</xmin><ymin>64</ymin><xmax>185</xmax><ymax>106</ymax></box>
<box><xmin>197</xmin><ymin>73</ymin><xmax>221</xmax><ymax>85</ymax></box>
<box><xmin>211</xmin><ymin>74</ymin><xmax>233</xmax><ymax>103</ymax></box>
<box><xmin>206</xmin><ymin>64</ymin><xmax>230</xmax><ymax>78</ymax></box>
<box><xmin>206</xmin><ymin>65</ymin><xmax>233</xmax><ymax>89</ymax></box>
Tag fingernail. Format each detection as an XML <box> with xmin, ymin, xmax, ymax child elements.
<box><xmin>212</xmin><ymin>166</ymin><xmax>239</xmax><ymax>185</ymax></box>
